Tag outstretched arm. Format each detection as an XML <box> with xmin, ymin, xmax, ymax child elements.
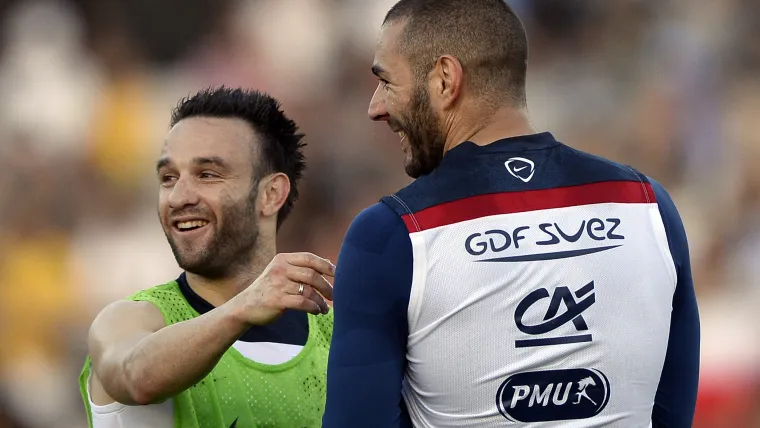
<box><xmin>89</xmin><ymin>297</ymin><xmax>255</xmax><ymax>405</ymax></box>
<box><xmin>89</xmin><ymin>252</ymin><xmax>334</xmax><ymax>405</ymax></box>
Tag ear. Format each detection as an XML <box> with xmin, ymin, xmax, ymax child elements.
<box><xmin>431</xmin><ymin>55</ymin><xmax>464</xmax><ymax>109</ymax></box>
<box><xmin>258</xmin><ymin>172</ymin><xmax>291</xmax><ymax>220</ymax></box>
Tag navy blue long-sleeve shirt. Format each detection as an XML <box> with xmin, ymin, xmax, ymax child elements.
<box><xmin>323</xmin><ymin>136</ymin><xmax>699</xmax><ymax>428</ymax></box>
<box><xmin>322</xmin><ymin>202</ymin><xmax>413</xmax><ymax>428</ymax></box>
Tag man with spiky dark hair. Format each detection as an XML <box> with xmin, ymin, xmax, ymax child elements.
<box><xmin>79</xmin><ymin>86</ymin><xmax>334</xmax><ymax>428</ymax></box>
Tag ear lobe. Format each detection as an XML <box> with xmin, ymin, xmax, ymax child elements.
<box><xmin>259</xmin><ymin>173</ymin><xmax>291</xmax><ymax>218</ymax></box>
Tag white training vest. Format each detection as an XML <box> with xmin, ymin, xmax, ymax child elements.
<box><xmin>400</xmin><ymin>194</ymin><xmax>675</xmax><ymax>427</ymax></box>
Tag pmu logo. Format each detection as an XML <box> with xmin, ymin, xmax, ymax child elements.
<box><xmin>514</xmin><ymin>281</ymin><xmax>595</xmax><ymax>348</ymax></box>
<box><xmin>505</xmin><ymin>157</ymin><xmax>535</xmax><ymax>182</ymax></box>
<box><xmin>496</xmin><ymin>368</ymin><xmax>611</xmax><ymax>422</ymax></box>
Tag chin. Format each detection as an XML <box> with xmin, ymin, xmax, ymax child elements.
<box><xmin>405</xmin><ymin>166</ymin><xmax>422</xmax><ymax>179</ymax></box>
<box><xmin>404</xmin><ymin>156</ymin><xmax>422</xmax><ymax>178</ymax></box>
<box><xmin>180</xmin><ymin>261</ymin><xmax>227</xmax><ymax>279</ymax></box>
<box><xmin>172</xmin><ymin>246</ymin><xmax>209</xmax><ymax>270</ymax></box>
<box><xmin>176</xmin><ymin>256</ymin><xmax>205</xmax><ymax>272</ymax></box>
<box><xmin>404</xmin><ymin>158</ymin><xmax>432</xmax><ymax>178</ymax></box>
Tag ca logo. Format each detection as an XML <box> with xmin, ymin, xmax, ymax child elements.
<box><xmin>514</xmin><ymin>281</ymin><xmax>595</xmax><ymax>348</ymax></box>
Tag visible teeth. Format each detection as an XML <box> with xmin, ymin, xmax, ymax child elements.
<box><xmin>398</xmin><ymin>131</ymin><xmax>406</xmax><ymax>143</ymax></box>
<box><xmin>177</xmin><ymin>220</ymin><xmax>208</xmax><ymax>230</ymax></box>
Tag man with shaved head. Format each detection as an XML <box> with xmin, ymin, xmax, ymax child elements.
<box><xmin>323</xmin><ymin>1</ymin><xmax>700</xmax><ymax>427</ymax></box>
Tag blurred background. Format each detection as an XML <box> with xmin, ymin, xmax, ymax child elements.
<box><xmin>0</xmin><ymin>0</ymin><xmax>757</xmax><ymax>426</ymax></box>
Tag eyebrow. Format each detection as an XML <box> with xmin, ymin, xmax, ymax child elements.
<box><xmin>371</xmin><ymin>64</ymin><xmax>388</xmax><ymax>79</ymax></box>
<box><xmin>156</xmin><ymin>156</ymin><xmax>232</xmax><ymax>173</ymax></box>
<box><xmin>192</xmin><ymin>156</ymin><xmax>232</xmax><ymax>171</ymax></box>
<box><xmin>156</xmin><ymin>157</ymin><xmax>170</xmax><ymax>172</ymax></box>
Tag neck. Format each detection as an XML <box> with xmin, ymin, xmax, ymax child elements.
<box><xmin>443</xmin><ymin>105</ymin><xmax>538</xmax><ymax>152</ymax></box>
<box><xmin>184</xmin><ymin>240</ymin><xmax>276</xmax><ymax>308</ymax></box>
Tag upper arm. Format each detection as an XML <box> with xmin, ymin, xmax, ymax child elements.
<box><xmin>323</xmin><ymin>202</ymin><xmax>413</xmax><ymax>428</ymax></box>
<box><xmin>88</xmin><ymin>300</ymin><xmax>166</xmax><ymax>397</ymax></box>
<box><xmin>650</xmin><ymin>179</ymin><xmax>700</xmax><ymax>428</ymax></box>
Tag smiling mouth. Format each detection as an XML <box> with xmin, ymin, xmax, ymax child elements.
<box><xmin>174</xmin><ymin>220</ymin><xmax>209</xmax><ymax>232</ymax></box>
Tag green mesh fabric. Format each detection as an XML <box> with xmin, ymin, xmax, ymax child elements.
<box><xmin>79</xmin><ymin>281</ymin><xmax>333</xmax><ymax>428</ymax></box>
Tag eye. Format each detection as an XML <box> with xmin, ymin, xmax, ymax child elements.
<box><xmin>160</xmin><ymin>174</ymin><xmax>177</xmax><ymax>186</ymax></box>
<box><xmin>199</xmin><ymin>171</ymin><xmax>220</xmax><ymax>179</ymax></box>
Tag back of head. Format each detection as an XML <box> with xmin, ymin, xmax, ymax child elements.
<box><xmin>384</xmin><ymin>0</ymin><xmax>528</xmax><ymax>108</ymax></box>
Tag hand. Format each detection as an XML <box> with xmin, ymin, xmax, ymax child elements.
<box><xmin>235</xmin><ymin>252</ymin><xmax>335</xmax><ymax>325</ymax></box>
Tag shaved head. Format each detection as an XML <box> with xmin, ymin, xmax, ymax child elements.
<box><xmin>383</xmin><ymin>0</ymin><xmax>528</xmax><ymax>108</ymax></box>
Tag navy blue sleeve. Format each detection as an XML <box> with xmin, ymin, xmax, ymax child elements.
<box><xmin>322</xmin><ymin>202</ymin><xmax>413</xmax><ymax>428</ymax></box>
<box><xmin>649</xmin><ymin>179</ymin><xmax>700</xmax><ymax>428</ymax></box>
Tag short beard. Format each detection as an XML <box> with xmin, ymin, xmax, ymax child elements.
<box><xmin>165</xmin><ymin>185</ymin><xmax>260</xmax><ymax>280</ymax></box>
<box><xmin>402</xmin><ymin>83</ymin><xmax>447</xmax><ymax>178</ymax></box>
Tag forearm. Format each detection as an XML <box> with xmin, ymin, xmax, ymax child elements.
<box><xmin>116</xmin><ymin>302</ymin><xmax>248</xmax><ymax>404</ymax></box>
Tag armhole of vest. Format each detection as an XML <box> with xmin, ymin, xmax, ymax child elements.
<box><xmin>128</xmin><ymin>282</ymin><xmax>181</xmax><ymax>327</ymax></box>
<box><xmin>626</xmin><ymin>170</ymin><xmax>678</xmax><ymax>288</ymax></box>
<box><xmin>624</xmin><ymin>165</ymin><xmax>655</xmax><ymax>203</ymax></box>
<box><xmin>79</xmin><ymin>283</ymin><xmax>182</xmax><ymax>428</ymax></box>
<box><xmin>125</xmin><ymin>284</ymin><xmax>183</xmax><ymax>428</ymax></box>
<box><xmin>318</xmin><ymin>311</ymin><xmax>334</xmax><ymax>343</ymax></box>
<box><xmin>381</xmin><ymin>195</ymin><xmax>426</xmax><ymax>332</ymax></box>
<box><xmin>305</xmin><ymin>312</ymin><xmax>332</xmax><ymax>350</ymax></box>
<box><xmin>380</xmin><ymin>195</ymin><xmax>420</xmax><ymax>233</ymax></box>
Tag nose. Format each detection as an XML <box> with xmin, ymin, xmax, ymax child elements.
<box><xmin>167</xmin><ymin>176</ymin><xmax>200</xmax><ymax>210</ymax></box>
<box><xmin>368</xmin><ymin>84</ymin><xmax>389</xmax><ymax>121</ymax></box>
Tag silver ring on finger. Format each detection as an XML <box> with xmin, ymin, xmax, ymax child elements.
<box><xmin>298</xmin><ymin>283</ymin><xmax>305</xmax><ymax>296</ymax></box>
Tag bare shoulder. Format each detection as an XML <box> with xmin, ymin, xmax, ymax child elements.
<box><xmin>88</xmin><ymin>300</ymin><xmax>166</xmax><ymax>350</ymax></box>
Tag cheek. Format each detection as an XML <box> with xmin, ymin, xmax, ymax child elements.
<box><xmin>215</xmin><ymin>188</ymin><xmax>249</xmax><ymax>215</ymax></box>
<box><xmin>386</xmin><ymin>89</ymin><xmax>406</xmax><ymax>111</ymax></box>
<box><xmin>157</xmin><ymin>193</ymin><xmax>170</xmax><ymax>217</ymax></box>
<box><xmin>393</xmin><ymin>95</ymin><xmax>412</xmax><ymax>114</ymax></box>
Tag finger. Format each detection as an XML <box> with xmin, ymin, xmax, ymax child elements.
<box><xmin>281</xmin><ymin>294</ymin><xmax>323</xmax><ymax>315</ymax></box>
<box><xmin>283</xmin><ymin>280</ymin><xmax>329</xmax><ymax>314</ymax></box>
<box><xmin>285</xmin><ymin>280</ymin><xmax>329</xmax><ymax>315</ymax></box>
<box><xmin>285</xmin><ymin>252</ymin><xmax>336</xmax><ymax>277</ymax></box>
<box><xmin>287</xmin><ymin>266</ymin><xmax>333</xmax><ymax>301</ymax></box>
<box><xmin>301</xmin><ymin>284</ymin><xmax>330</xmax><ymax>314</ymax></box>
